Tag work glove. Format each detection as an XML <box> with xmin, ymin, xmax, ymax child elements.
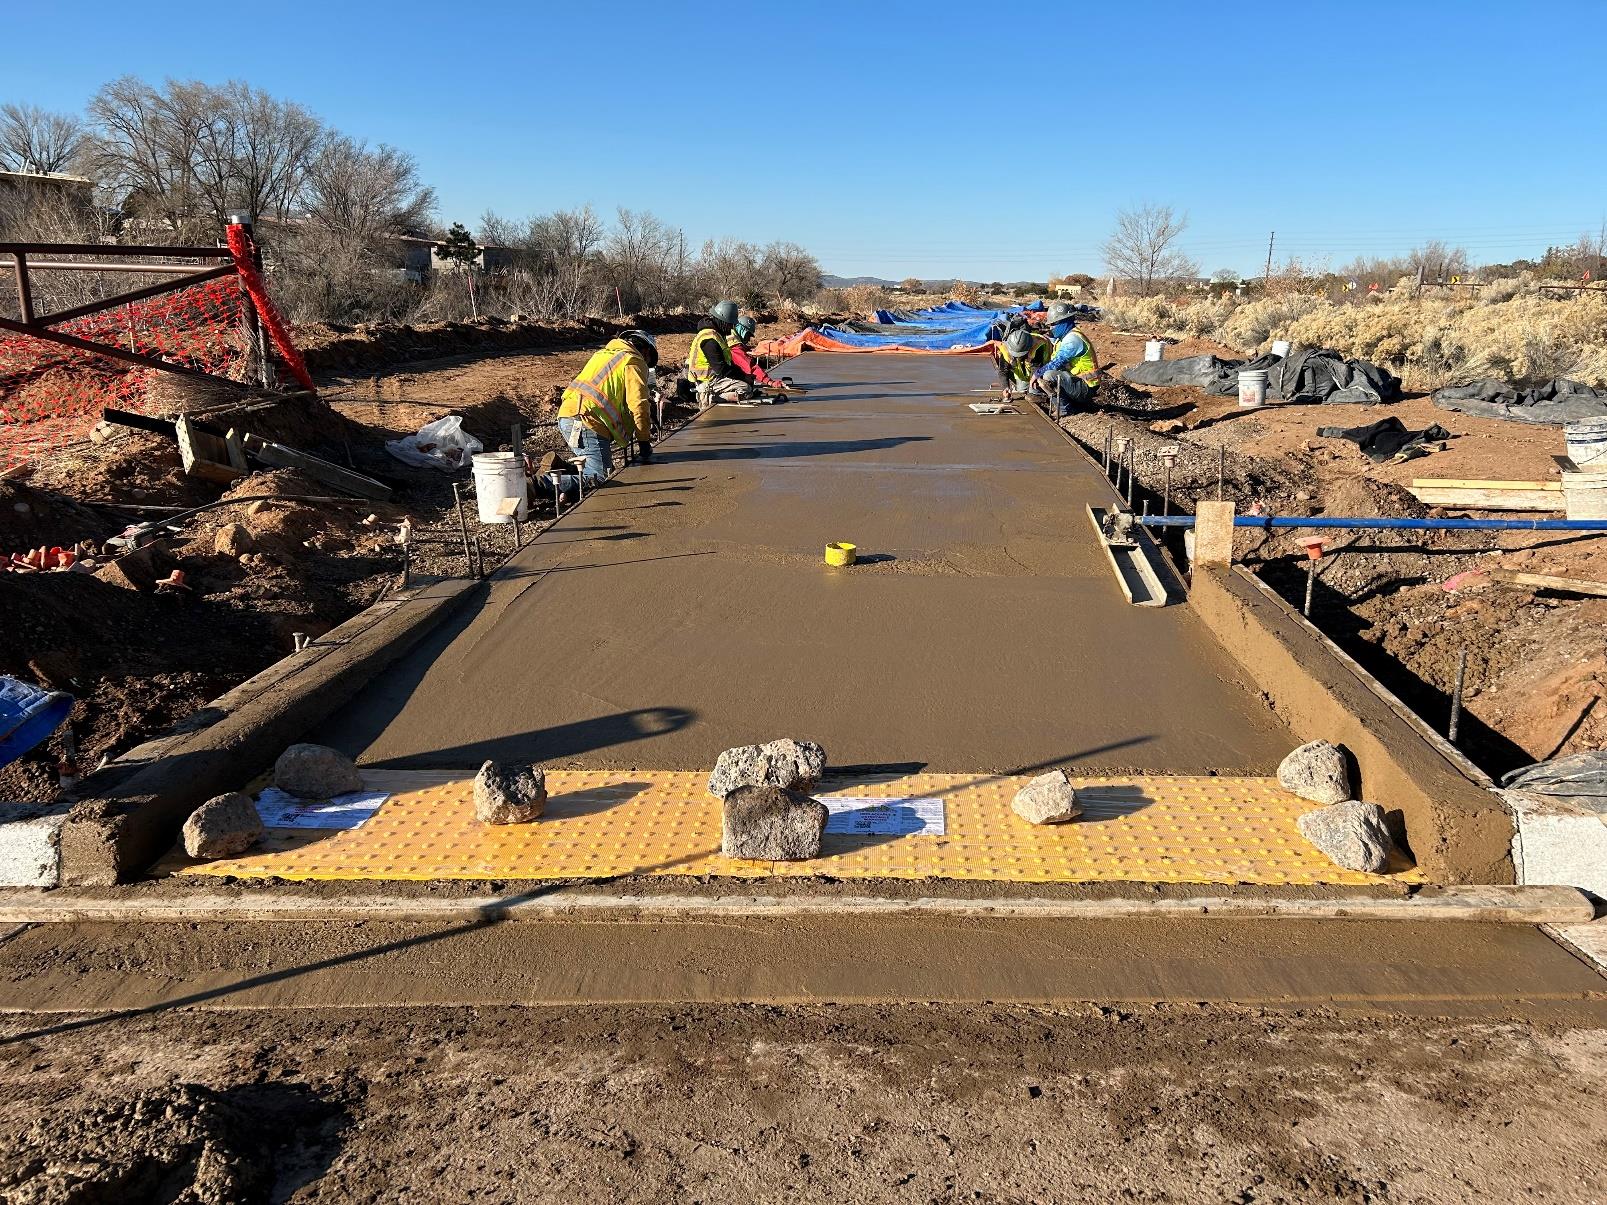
<box><xmin>638</xmin><ymin>440</ymin><xmax>654</xmax><ymax>465</ymax></box>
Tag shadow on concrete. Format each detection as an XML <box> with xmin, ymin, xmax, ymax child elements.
<box><xmin>360</xmin><ymin>707</ymin><xmax>697</xmax><ymax>771</ymax></box>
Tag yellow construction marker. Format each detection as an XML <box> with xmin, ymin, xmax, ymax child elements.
<box><xmin>825</xmin><ymin>541</ymin><xmax>857</xmax><ymax>566</ymax></box>
<box><xmin>178</xmin><ymin>770</ymin><xmax>1423</xmax><ymax>887</ymax></box>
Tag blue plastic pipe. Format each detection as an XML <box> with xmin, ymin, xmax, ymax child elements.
<box><xmin>1136</xmin><ymin>515</ymin><xmax>1607</xmax><ymax>531</ymax></box>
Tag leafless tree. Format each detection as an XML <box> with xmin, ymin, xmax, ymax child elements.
<box><xmin>191</xmin><ymin>82</ymin><xmax>322</xmax><ymax>225</ymax></box>
<box><xmin>1407</xmin><ymin>240</ymin><xmax>1469</xmax><ymax>284</ymax></box>
<box><xmin>606</xmin><ymin>207</ymin><xmax>679</xmax><ymax>310</ymax></box>
<box><xmin>0</xmin><ymin>103</ymin><xmax>87</xmax><ymax>174</ymax></box>
<box><xmin>1102</xmin><ymin>203</ymin><xmax>1196</xmax><ymax>296</ymax></box>
<box><xmin>758</xmin><ymin>241</ymin><xmax>822</xmax><ymax>305</ymax></box>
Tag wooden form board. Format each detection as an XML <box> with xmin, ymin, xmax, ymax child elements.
<box><xmin>1408</xmin><ymin>478</ymin><xmax>1562</xmax><ymax>512</ymax></box>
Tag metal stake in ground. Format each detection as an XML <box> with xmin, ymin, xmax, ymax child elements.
<box><xmin>1449</xmin><ymin>647</ymin><xmax>1469</xmax><ymax>743</ymax></box>
<box><xmin>1157</xmin><ymin>445</ymin><xmax>1179</xmax><ymax>516</ymax></box>
<box><xmin>1103</xmin><ymin>427</ymin><xmax>1112</xmax><ymax>474</ymax></box>
<box><xmin>1126</xmin><ymin>442</ymin><xmax>1136</xmax><ymax>507</ymax></box>
<box><xmin>451</xmin><ymin>482</ymin><xmax>476</xmax><ymax>577</ymax></box>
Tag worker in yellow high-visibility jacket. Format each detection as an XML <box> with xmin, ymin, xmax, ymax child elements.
<box><xmin>558</xmin><ymin>329</ymin><xmax>657</xmax><ymax>483</ymax></box>
<box><xmin>993</xmin><ymin>326</ymin><xmax>1054</xmax><ymax>400</ymax></box>
<box><xmin>685</xmin><ymin>299</ymin><xmax>753</xmax><ymax>407</ymax></box>
<box><xmin>1032</xmin><ymin>301</ymin><xmax>1101</xmax><ymax>417</ymax></box>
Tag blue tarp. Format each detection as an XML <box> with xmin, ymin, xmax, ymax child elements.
<box><xmin>0</xmin><ymin>675</ymin><xmax>73</xmax><ymax>770</ymax></box>
<box><xmin>818</xmin><ymin>301</ymin><xmax>1021</xmax><ymax>352</ymax></box>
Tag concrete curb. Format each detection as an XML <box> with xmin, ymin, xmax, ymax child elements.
<box><xmin>0</xmin><ymin>884</ymin><xmax>1592</xmax><ymax>925</ymax></box>
<box><xmin>59</xmin><ymin>577</ymin><xmax>478</xmax><ymax>886</ymax></box>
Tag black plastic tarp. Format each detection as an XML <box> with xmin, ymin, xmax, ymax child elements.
<box><xmin>1432</xmin><ymin>378</ymin><xmax>1607</xmax><ymax>426</ymax></box>
<box><xmin>1315</xmin><ymin>416</ymin><xmax>1451</xmax><ymax>462</ymax></box>
<box><xmin>1124</xmin><ymin>348</ymin><xmax>1401</xmax><ymax>405</ymax></box>
<box><xmin>1501</xmin><ymin>751</ymin><xmax>1607</xmax><ymax>814</ymax></box>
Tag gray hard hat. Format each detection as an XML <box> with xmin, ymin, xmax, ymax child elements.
<box><xmin>1044</xmin><ymin>301</ymin><xmax>1079</xmax><ymax>327</ymax></box>
<box><xmin>709</xmin><ymin>300</ymin><xmax>740</xmax><ymax>327</ymax></box>
<box><xmin>1004</xmin><ymin>328</ymin><xmax>1036</xmax><ymax>358</ymax></box>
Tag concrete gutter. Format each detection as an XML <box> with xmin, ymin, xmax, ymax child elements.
<box><xmin>58</xmin><ymin>576</ymin><xmax>477</xmax><ymax>886</ymax></box>
<box><xmin>0</xmin><ymin>884</ymin><xmax>1592</xmax><ymax>925</ymax></box>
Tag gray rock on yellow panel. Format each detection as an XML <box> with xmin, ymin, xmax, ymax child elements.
<box><xmin>721</xmin><ymin>785</ymin><xmax>828</xmax><ymax>861</ymax></box>
<box><xmin>707</xmin><ymin>738</ymin><xmax>827</xmax><ymax>798</ymax></box>
<box><xmin>1011</xmin><ymin>770</ymin><xmax>1082</xmax><ymax>825</ymax></box>
<box><xmin>1278</xmin><ymin>740</ymin><xmax>1353</xmax><ymax>805</ymax></box>
<box><xmin>182</xmin><ymin>792</ymin><xmax>264</xmax><ymax>859</ymax></box>
<box><xmin>273</xmin><ymin>743</ymin><xmax>363</xmax><ymax>800</ymax></box>
<box><xmin>1296</xmin><ymin>800</ymin><xmax>1393</xmax><ymax>873</ymax></box>
<box><xmin>474</xmin><ymin>761</ymin><xmax>548</xmax><ymax>825</ymax></box>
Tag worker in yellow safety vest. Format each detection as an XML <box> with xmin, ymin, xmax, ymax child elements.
<box><xmin>684</xmin><ymin>299</ymin><xmax>754</xmax><ymax>407</ymax></box>
<box><xmin>1031</xmin><ymin>301</ymin><xmax>1101</xmax><ymax>417</ymax></box>
<box><xmin>558</xmin><ymin>329</ymin><xmax>658</xmax><ymax>483</ymax></box>
<box><xmin>993</xmin><ymin>326</ymin><xmax>1054</xmax><ymax>399</ymax></box>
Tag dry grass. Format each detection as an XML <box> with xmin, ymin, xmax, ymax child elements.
<box><xmin>1101</xmin><ymin>280</ymin><xmax>1607</xmax><ymax>390</ymax></box>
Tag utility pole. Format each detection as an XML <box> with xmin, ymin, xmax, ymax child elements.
<box><xmin>1263</xmin><ymin>231</ymin><xmax>1276</xmax><ymax>287</ymax></box>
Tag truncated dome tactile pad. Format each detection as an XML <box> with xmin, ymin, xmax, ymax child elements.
<box><xmin>177</xmin><ymin>771</ymin><xmax>1422</xmax><ymax>885</ymax></box>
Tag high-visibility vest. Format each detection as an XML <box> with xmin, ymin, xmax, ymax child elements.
<box><xmin>1053</xmin><ymin>329</ymin><xmax>1100</xmax><ymax>385</ymax></box>
<box><xmin>686</xmin><ymin>328</ymin><xmax>729</xmax><ymax>381</ymax></box>
<box><xmin>560</xmin><ymin>340</ymin><xmax>641</xmax><ymax>444</ymax></box>
<box><xmin>999</xmin><ymin>333</ymin><xmax>1054</xmax><ymax>383</ymax></box>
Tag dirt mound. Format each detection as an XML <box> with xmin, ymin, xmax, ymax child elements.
<box><xmin>1322</xmin><ymin>475</ymin><xmax>1428</xmax><ymax>519</ymax></box>
<box><xmin>0</xmin><ymin>1079</ymin><xmax>351</xmax><ymax>1205</ymax></box>
<box><xmin>0</xmin><ymin>1082</ymin><xmax>266</xmax><ymax>1204</ymax></box>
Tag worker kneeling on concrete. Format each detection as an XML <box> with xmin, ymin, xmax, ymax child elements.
<box><xmin>727</xmin><ymin>316</ymin><xmax>794</xmax><ymax>399</ymax></box>
<box><xmin>558</xmin><ymin>329</ymin><xmax>657</xmax><ymax>483</ymax></box>
<box><xmin>994</xmin><ymin>326</ymin><xmax>1054</xmax><ymax>400</ymax></box>
<box><xmin>686</xmin><ymin>300</ymin><xmax>754</xmax><ymax>407</ymax></box>
<box><xmin>1031</xmin><ymin>302</ymin><xmax>1101</xmax><ymax>417</ymax></box>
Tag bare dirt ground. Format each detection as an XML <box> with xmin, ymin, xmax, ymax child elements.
<box><xmin>0</xmin><ymin>1002</ymin><xmax>1603</xmax><ymax>1203</ymax></box>
<box><xmin>0</xmin><ymin>315</ymin><xmax>791</xmax><ymax>803</ymax></box>
<box><xmin>1070</xmin><ymin>318</ymin><xmax>1607</xmax><ymax>778</ymax></box>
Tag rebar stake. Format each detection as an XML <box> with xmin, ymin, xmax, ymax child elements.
<box><xmin>451</xmin><ymin>482</ymin><xmax>474</xmax><ymax>576</ymax></box>
<box><xmin>1126</xmin><ymin>443</ymin><xmax>1136</xmax><ymax>507</ymax></box>
<box><xmin>549</xmin><ymin>472</ymin><xmax>564</xmax><ymax>517</ymax></box>
<box><xmin>1164</xmin><ymin>460</ymin><xmax>1173</xmax><ymax>516</ymax></box>
<box><xmin>1448</xmin><ymin>647</ymin><xmax>1469</xmax><ymax>742</ymax></box>
<box><xmin>1303</xmin><ymin>559</ymin><xmax>1316</xmax><ymax>617</ymax></box>
<box><xmin>400</xmin><ymin>542</ymin><xmax>411</xmax><ymax>589</ymax></box>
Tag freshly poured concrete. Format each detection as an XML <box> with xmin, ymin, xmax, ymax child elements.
<box><xmin>321</xmin><ymin>353</ymin><xmax>1291</xmax><ymax>774</ymax></box>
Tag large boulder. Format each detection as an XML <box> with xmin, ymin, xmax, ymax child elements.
<box><xmin>721</xmin><ymin>785</ymin><xmax>828</xmax><ymax>861</ymax></box>
<box><xmin>182</xmin><ymin>792</ymin><xmax>263</xmax><ymax>859</ymax></box>
<box><xmin>273</xmin><ymin>743</ymin><xmax>363</xmax><ymax>800</ymax></box>
<box><xmin>707</xmin><ymin>738</ymin><xmax>827</xmax><ymax>799</ymax></box>
<box><xmin>1296</xmin><ymin>800</ymin><xmax>1393</xmax><ymax>873</ymax></box>
<box><xmin>1278</xmin><ymin>740</ymin><xmax>1353</xmax><ymax>805</ymax></box>
<box><xmin>1012</xmin><ymin>770</ymin><xmax>1082</xmax><ymax>825</ymax></box>
<box><xmin>474</xmin><ymin>760</ymin><xmax>547</xmax><ymax>825</ymax></box>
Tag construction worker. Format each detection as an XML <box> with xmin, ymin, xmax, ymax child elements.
<box><xmin>1032</xmin><ymin>301</ymin><xmax>1101</xmax><ymax>417</ymax></box>
<box><xmin>726</xmin><ymin>316</ymin><xmax>795</xmax><ymax>398</ymax></box>
<box><xmin>993</xmin><ymin>326</ymin><xmax>1054</xmax><ymax>399</ymax></box>
<box><xmin>558</xmin><ymin>329</ymin><xmax>657</xmax><ymax>484</ymax></box>
<box><xmin>685</xmin><ymin>300</ymin><xmax>753</xmax><ymax>407</ymax></box>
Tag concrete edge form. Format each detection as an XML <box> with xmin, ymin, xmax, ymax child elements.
<box><xmin>1188</xmin><ymin>566</ymin><xmax>1516</xmax><ymax>885</ymax></box>
<box><xmin>0</xmin><ymin>884</ymin><xmax>1591</xmax><ymax>925</ymax></box>
<box><xmin>1084</xmin><ymin>505</ymin><xmax>1177</xmax><ymax>606</ymax></box>
<box><xmin>57</xmin><ymin>577</ymin><xmax>479</xmax><ymax>887</ymax></box>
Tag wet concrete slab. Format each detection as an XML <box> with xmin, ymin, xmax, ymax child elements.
<box><xmin>318</xmin><ymin>353</ymin><xmax>1292</xmax><ymax>774</ymax></box>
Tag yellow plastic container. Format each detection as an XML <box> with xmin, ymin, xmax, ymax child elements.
<box><xmin>825</xmin><ymin>541</ymin><xmax>857</xmax><ymax>567</ymax></box>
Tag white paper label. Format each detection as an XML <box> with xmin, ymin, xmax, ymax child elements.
<box><xmin>254</xmin><ymin>787</ymin><xmax>390</xmax><ymax>830</ymax></box>
<box><xmin>822</xmin><ymin>796</ymin><xmax>945</xmax><ymax>837</ymax></box>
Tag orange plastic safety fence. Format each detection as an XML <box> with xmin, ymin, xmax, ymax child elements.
<box><xmin>0</xmin><ymin>276</ymin><xmax>246</xmax><ymax>473</ymax></box>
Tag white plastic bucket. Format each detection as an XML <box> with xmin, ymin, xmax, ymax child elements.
<box><xmin>1270</xmin><ymin>339</ymin><xmax>1292</xmax><ymax>358</ymax></box>
<box><xmin>1238</xmin><ymin>369</ymin><xmax>1269</xmax><ymax>409</ymax></box>
<box><xmin>1144</xmin><ymin>340</ymin><xmax>1165</xmax><ymax>362</ymax></box>
<box><xmin>1563</xmin><ymin>473</ymin><xmax>1607</xmax><ymax>518</ymax></box>
<box><xmin>1563</xmin><ymin>418</ymin><xmax>1607</xmax><ymax>472</ymax></box>
<box><xmin>472</xmin><ymin>451</ymin><xmax>529</xmax><ymax>524</ymax></box>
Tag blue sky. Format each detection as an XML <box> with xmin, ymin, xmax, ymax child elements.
<box><xmin>6</xmin><ymin>0</ymin><xmax>1603</xmax><ymax>280</ymax></box>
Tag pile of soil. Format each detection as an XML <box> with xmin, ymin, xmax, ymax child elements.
<box><xmin>0</xmin><ymin>1080</ymin><xmax>350</xmax><ymax>1204</ymax></box>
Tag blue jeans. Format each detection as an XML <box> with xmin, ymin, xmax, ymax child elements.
<box><xmin>559</xmin><ymin>417</ymin><xmax>613</xmax><ymax>484</ymax></box>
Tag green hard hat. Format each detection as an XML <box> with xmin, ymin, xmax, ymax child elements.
<box><xmin>709</xmin><ymin>300</ymin><xmax>740</xmax><ymax>327</ymax></box>
<box><xmin>732</xmin><ymin>315</ymin><xmax>757</xmax><ymax>343</ymax></box>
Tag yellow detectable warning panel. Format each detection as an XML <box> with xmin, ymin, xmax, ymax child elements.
<box><xmin>179</xmin><ymin>771</ymin><xmax>1421</xmax><ymax>886</ymax></box>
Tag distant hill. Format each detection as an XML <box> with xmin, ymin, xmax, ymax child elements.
<box><xmin>821</xmin><ymin>273</ymin><xmax>995</xmax><ymax>290</ymax></box>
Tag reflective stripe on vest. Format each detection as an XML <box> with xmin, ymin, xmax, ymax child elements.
<box><xmin>687</xmin><ymin>329</ymin><xmax>725</xmax><ymax>381</ymax></box>
<box><xmin>567</xmin><ymin>350</ymin><xmax>632</xmax><ymax>443</ymax></box>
